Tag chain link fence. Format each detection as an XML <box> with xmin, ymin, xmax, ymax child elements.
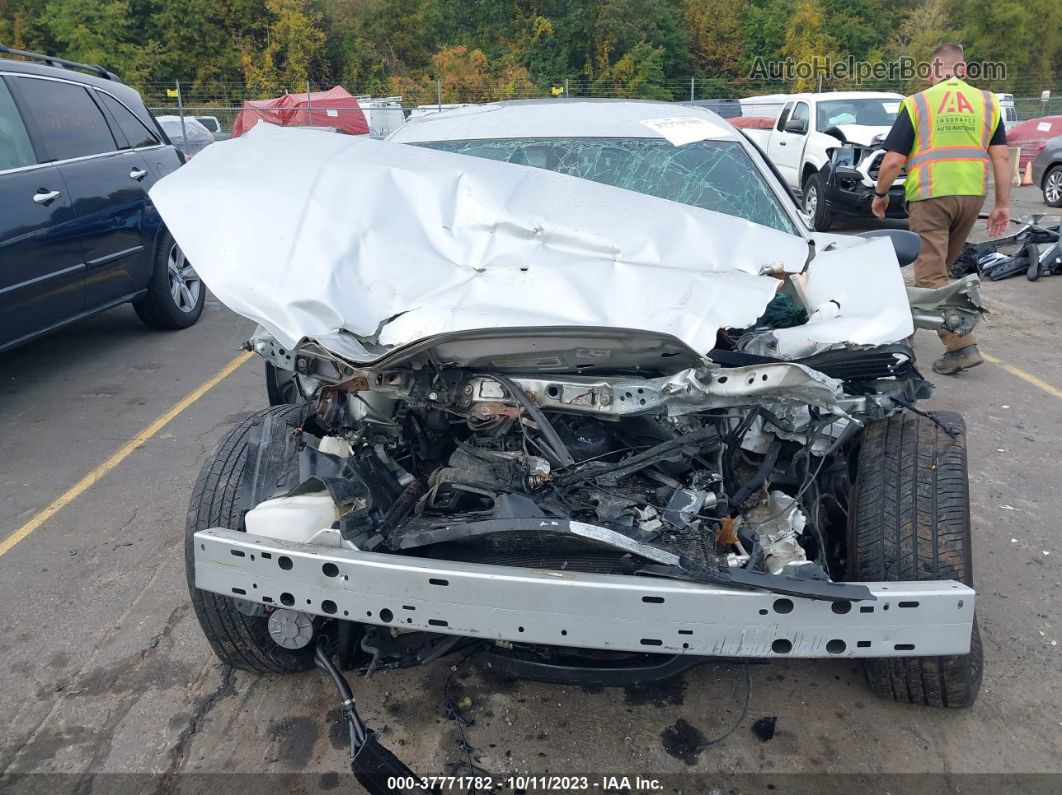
<box><xmin>140</xmin><ymin>78</ymin><xmax>1062</xmax><ymax>142</ymax></box>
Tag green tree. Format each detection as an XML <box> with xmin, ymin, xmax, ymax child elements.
<box><xmin>591</xmin><ymin>40</ymin><xmax>671</xmax><ymax>99</ymax></box>
<box><xmin>390</xmin><ymin>43</ymin><xmax>536</xmax><ymax>104</ymax></box>
<box><xmin>0</xmin><ymin>0</ymin><xmax>56</xmax><ymax>52</ymax></box>
<box><xmin>951</xmin><ymin>0</ymin><xmax>1034</xmax><ymax>90</ymax></box>
<box><xmin>0</xmin><ymin>0</ymin><xmax>1057</xmax><ymax>105</ymax></box>
<box><xmin>44</xmin><ymin>0</ymin><xmax>160</xmax><ymax>87</ymax></box>
<box><xmin>779</xmin><ymin>0</ymin><xmax>836</xmax><ymax>91</ymax></box>
<box><xmin>743</xmin><ymin>0</ymin><xmax>795</xmax><ymax>77</ymax></box>
<box><xmin>885</xmin><ymin>0</ymin><xmax>959</xmax><ymax>91</ymax></box>
<box><xmin>587</xmin><ymin>0</ymin><xmax>688</xmax><ymax>97</ymax></box>
<box><xmin>150</xmin><ymin>0</ymin><xmax>269</xmax><ymax>96</ymax></box>
<box><xmin>1024</xmin><ymin>0</ymin><xmax>1062</xmax><ymax>86</ymax></box>
<box><xmin>242</xmin><ymin>0</ymin><xmax>326</xmax><ymax>93</ymax></box>
<box><xmin>684</xmin><ymin>0</ymin><xmax>748</xmax><ymax>80</ymax></box>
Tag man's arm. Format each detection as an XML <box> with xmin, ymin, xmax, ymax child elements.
<box><xmin>986</xmin><ymin>144</ymin><xmax>1011</xmax><ymax>236</ymax></box>
<box><xmin>871</xmin><ymin>106</ymin><xmax>914</xmax><ymax>220</ymax></box>
<box><xmin>871</xmin><ymin>151</ymin><xmax>908</xmax><ymax>219</ymax></box>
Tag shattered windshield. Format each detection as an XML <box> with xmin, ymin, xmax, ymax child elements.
<box><xmin>816</xmin><ymin>99</ymin><xmax>899</xmax><ymax>129</ymax></box>
<box><xmin>418</xmin><ymin>137</ymin><xmax>797</xmax><ymax>234</ymax></box>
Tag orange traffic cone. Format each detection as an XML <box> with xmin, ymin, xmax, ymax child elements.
<box><xmin>1022</xmin><ymin>162</ymin><xmax>1034</xmax><ymax>186</ymax></box>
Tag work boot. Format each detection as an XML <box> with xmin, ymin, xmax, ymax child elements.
<box><xmin>932</xmin><ymin>345</ymin><xmax>984</xmax><ymax>375</ymax></box>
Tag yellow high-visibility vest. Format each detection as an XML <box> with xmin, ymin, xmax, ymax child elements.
<box><xmin>902</xmin><ymin>78</ymin><xmax>1000</xmax><ymax>202</ymax></box>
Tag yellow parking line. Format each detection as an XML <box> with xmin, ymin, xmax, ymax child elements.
<box><xmin>982</xmin><ymin>351</ymin><xmax>1062</xmax><ymax>400</ymax></box>
<box><xmin>0</xmin><ymin>350</ymin><xmax>254</xmax><ymax>559</ymax></box>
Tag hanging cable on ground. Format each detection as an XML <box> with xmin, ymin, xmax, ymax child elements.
<box><xmin>704</xmin><ymin>660</ymin><xmax>753</xmax><ymax>747</ymax></box>
<box><xmin>314</xmin><ymin>637</ymin><xmax>430</xmax><ymax>794</ymax></box>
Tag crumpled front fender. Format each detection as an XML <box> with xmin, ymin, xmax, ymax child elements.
<box><xmin>907</xmin><ymin>274</ymin><xmax>984</xmax><ymax>337</ymax></box>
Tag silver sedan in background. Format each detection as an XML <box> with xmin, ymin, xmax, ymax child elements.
<box><xmin>157</xmin><ymin>115</ymin><xmax>216</xmax><ymax>158</ymax></box>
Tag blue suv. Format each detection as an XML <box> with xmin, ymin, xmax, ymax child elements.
<box><xmin>0</xmin><ymin>46</ymin><xmax>202</xmax><ymax>353</ymax></box>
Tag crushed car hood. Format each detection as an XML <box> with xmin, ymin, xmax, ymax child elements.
<box><xmin>150</xmin><ymin>123</ymin><xmax>912</xmax><ymax>365</ymax></box>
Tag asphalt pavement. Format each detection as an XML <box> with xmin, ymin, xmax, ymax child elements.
<box><xmin>1</xmin><ymin>186</ymin><xmax>1060</xmax><ymax>793</ymax></box>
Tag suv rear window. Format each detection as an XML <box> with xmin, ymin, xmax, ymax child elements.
<box><xmin>15</xmin><ymin>77</ymin><xmax>117</xmax><ymax>161</ymax></box>
<box><xmin>98</xmin><ymin>91</ymin><xmax>160</xmax><ymax>149</ymax></box>
<box><xmin>0</xmin><ymin>79</ymin><xmax>36</xmax><ymax>170</ymax></box>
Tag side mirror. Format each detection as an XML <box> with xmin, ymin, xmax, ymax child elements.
<box><xmin>784</xmin><ymin>117</ymin><xmax>807</xmax><ymax>134</ymax></box>
<box><xmin>858</xmin><ymin>229</ymin><xmax>921</xmax><ymax>267</ymax></box>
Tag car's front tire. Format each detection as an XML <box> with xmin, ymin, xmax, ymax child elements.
<box><xmin>802</xmin><ymin>172</ymin><xmax>834</xmax><ymax>232</ymax></box>
<box><xmin>848</xmin><ymin>410</ymin><xmax>983</xmax><ymax>708</ymax></box>
<box><xmin>134</xmin><ymin>229</ymin><xmax>205</xmax><ymax>329</ymax></box>
<box><xmin>1043</xmin><ymin>164</ymin><xmax>1062</xmax><ymax>208</ymax></box>
<box><xmin>185</xmin><ymin>404</ymin><xmax>316</xmax><ymax>673</ymax></box>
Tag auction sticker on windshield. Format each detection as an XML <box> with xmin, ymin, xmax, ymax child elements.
<box><xmin>640</xmin><ymin>116</ymin><xmax>729</xmax><ymax>146</ymax></box>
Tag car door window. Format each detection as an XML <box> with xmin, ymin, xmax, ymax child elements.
<box><xmin>97</xmin><ymin>92</ymin><xmax>160</xmax><ymax>149</ymax></box>
<box><xmin>0</xmin><ymin>79</ymin><xmax>37</xmax><ymax>170</ymax></box>
<box><xmin>14</xmin><ymin>77</ymin><xmax>117</xmax><ymax>161</ymax></box>
<box><xmin>775</xmin><ymin>103</ymin><xmax>793</xmax><ymax>132</ymax></box>
<box><xmin>789</xmin><ymin>102</ymin><xmax>810</xmax><ymax>134</ymax></box>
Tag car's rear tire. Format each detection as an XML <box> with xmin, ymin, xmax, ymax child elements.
<box><xmin>803</xmin><ymin>172</ymin><xmax>834</xmax><ymax>232</ymax></box>
<box><xmin>185</xmin><ymin>404</ymin><xmax>316</xmax><ymax>673</ymax></box>
<box><xmin>134</xmin><ymin>229</ymin><xmax>205</xmax><ymax>329</ymax></box>
<box><xmin>1043</xmin><ymin>165</ymin><xmax>1062</xmax><ymax>208</ymax></box>
<box><xmin>848</xmin><ymin>410</ymin><xmax>983</xmax><ymax>708</ymax></box>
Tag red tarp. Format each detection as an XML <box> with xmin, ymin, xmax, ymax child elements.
<box><xmin>231</xmin><ymin>86</ymin><xmax>370</xmax><ymax>138</ymax></box>
<box><xmin>1007</xmin><ymin>116</ymin><xmax>1062</xmax><ymax>169</ymax></box>
<box><xmin>730</xmin><ymin>116</ymin><xmax>775</xmax><ymax>130</ymax></box>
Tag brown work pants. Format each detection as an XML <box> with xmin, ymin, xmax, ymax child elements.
<box><xmin>907</xmin><ymin>194</ymin><xmax>983</xmax><ymax>351</ymax></box>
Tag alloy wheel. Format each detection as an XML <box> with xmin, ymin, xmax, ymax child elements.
<box><xmin>1046</xmin><ymin>170</ymin><xmax>1062</xmax><ymax>204</ymax></box>
<box><xmin>804</xmin><ymin>184</ymin><xmax>818</xmax><ymax>216</ymax></box>
<box><xmin>167</xmin><ymin>243</ymin><xmax>202</xmax><ymax>313</ymax></box>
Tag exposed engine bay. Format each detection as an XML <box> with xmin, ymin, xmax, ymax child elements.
<box><xmin>241</xmin><ymin>328</ymin><xmax>927</xmax><ymax>606</ymax></box>
<box><xmin>286</xmin><ymin>371</ymin><xmax>835</xmax><ymax>583</ymax></box>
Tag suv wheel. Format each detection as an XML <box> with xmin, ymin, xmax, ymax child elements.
<box><xmin>134</xmin><ymin>229</ymin><xmax>205</xmax><ymax>329</ymax></box>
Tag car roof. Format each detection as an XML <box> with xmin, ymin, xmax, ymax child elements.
<box><xmin>389</xmin><ymin>98</ymin><xmax>741</xmax><ymax>143</ymax></box>
<box><xmin>787</xmin><ymin>91</ymin><xmax>904</xmax><ymax>102</ymax></box>
<box><xmin>0</xmin><ymin>55</ymin><xmax>151</xmax><ymax>118</ymax></box>
<box><xmin>157</xmin><ymin>115</ymin><xmax>209</xmax><ymax>129</ymax></box>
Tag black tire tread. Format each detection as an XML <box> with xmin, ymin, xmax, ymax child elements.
<box><xmin>804</xmin><ymin>172</ymin><xmax>834</xmax><ymax>232</ymax></box>
<box><xmin>849</xmin><ymin>410</ymin><xmax>982</xmax><ymax>708</ymax></box>
<box><xmin>184</xmin><ymin>404</ymin><xmax>314</xmax><ymax>673</ymax></box>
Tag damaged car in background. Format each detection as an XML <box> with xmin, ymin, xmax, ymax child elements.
<box><xmin>809</xmin><ymin>128</ymin><xmax>907</xmax><ymax>232</ymax></box>
<box><xmin>153</xmin><ymin>104</ymin><xmax>982</xmax><ymax>788</ymax></box>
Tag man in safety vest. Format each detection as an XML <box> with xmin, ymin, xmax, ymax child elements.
<box><xmin>872</xmin><ymin>43</ymin><xmax>1011</xmax><ymax>375</ymax></box>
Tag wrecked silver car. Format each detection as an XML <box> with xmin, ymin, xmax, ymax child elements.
<box><xmin>154</xmin><ymin>103</ymin><xmax>981</xmax><ymax>787</ymax></box>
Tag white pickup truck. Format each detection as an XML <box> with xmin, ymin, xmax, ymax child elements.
<box><xmin>743</xmin><ymin>91</ymin><xmax>907</xmax><ymax>230</ymax></box>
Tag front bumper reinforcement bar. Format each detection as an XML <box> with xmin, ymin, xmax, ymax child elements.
<box><xmin>194</xmin><ymin>528</ymin><xmax>976</xmax><ymax>659</ymax></box>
